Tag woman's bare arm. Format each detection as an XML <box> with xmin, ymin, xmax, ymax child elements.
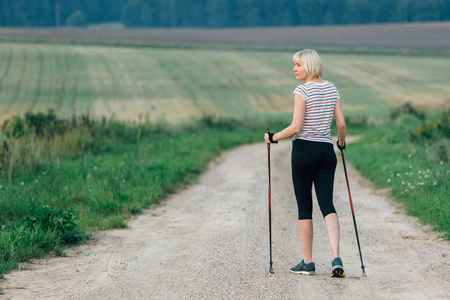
<box><xmin>265</xmin><ymin>94</ymin><xmax>305</xmax><ymax>143</ymax></box>
<box><xmin>334</xmin><ymin>99</ymin><xmax>346</xmax><ymax>147</ymax></box>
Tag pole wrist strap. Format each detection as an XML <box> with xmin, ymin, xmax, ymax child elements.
<box><xmin>269</xmin><ymin>133</ymin><xmax>278</xmax><ymax>144</ymax></box>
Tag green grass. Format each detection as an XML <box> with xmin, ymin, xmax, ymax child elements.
<box><xmin>347</xmin><ymin>110</ymin><xmax>450</xmax><ymax>239</ymax></box>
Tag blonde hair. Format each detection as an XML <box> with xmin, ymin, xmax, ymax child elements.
<box><xmin>293</xmin><ymin>49</ymin><xmax>322</xmax><ymax>80</ymax></box>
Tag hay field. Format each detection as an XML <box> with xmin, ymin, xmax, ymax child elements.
<box><xmin>0</xmin><ymin>42</ymin><xmax>449</xmax><ymax>124</ymax></box>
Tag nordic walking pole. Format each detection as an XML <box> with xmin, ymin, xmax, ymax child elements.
<box><xmin>339</xmin><ymin>147</ymin><xmax>367</xmax><ymax>277</ymax></box>
<box><xmin>266</xmin><ymin>128</ymin><xmax>274</xmax><ymax>274</ymax></box>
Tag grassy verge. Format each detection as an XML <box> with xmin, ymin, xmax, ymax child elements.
<box><xmin>347</xmin><ymin>105</ymin><xmax>450</xmax><ymax>239</ymax></box>
<box><xmin>0</xmin><ymin>110</ymin><xmax>289</xmax><ymax>277</ymax></box>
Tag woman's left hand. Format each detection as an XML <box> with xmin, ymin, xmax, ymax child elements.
<box><xmin>264</xmin><ymin>133</ymin><xmax>270</xmax><ymax>144</ymax></box>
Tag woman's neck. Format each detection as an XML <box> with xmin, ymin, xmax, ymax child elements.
<box><xmin>305</xmin><ymin>78</ymin><xmax>324</xmax><ymax>83</ymax></box>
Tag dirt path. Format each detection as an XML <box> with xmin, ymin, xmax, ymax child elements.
<box><xmin>2</xmin><ymin>141</ymin><xmax>450</xmax><ymax>299</ymax></box>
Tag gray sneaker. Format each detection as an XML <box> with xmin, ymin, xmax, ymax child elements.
<box><xmin>331</xmin><ymin>257</ymin><xmax>345</xmax><ymax>278</ymax></box>
<box><xmin>290</xmin><ymin>259</ymin><xmax>315</xmax><ymax>275</ymax></box>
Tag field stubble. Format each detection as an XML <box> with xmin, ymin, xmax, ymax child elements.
<box><xmin>0</xmin><ymin>41</ymin><xmax>449</xmax><ymax>124</ymax></box>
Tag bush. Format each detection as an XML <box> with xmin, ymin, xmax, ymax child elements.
<box><xmin>416</xmin><ymin>112</ymin><xmax>450</xmax><ymax>140</ymax></box>
<box><xmin>390</xmin><ymin>102</ymin><xmax>425</xmax><ymax>122</ymax></box>
<box><xmin>25</xmin><ymin>206</ymin><xmax>85</xmax><ymax>244</ymax></box>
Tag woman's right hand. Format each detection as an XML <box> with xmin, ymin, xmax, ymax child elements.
<box><xmin>264</xmin><ymin>133</ymin><xmax>270</xmax><ymax>144</ymax></box>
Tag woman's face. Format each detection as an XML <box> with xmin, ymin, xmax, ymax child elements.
<box><xmin>293</xmin><ymin>60</ymin><xmax>307</xmax><ymax>81</ymax></box>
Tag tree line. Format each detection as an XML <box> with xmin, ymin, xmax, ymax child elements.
<box><xmin>1</xmin><ymin>0</ymin><xmax>449</xmax><ymax>28</ymax></box>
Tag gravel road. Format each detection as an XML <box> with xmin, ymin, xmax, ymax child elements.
<box><xmin>3</xmin><ymin>141</ymin><xmax>450</xmax><ymax>299</ymax></box>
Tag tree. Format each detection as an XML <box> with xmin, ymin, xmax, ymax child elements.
<box><xmin>206</xmin><ymin>0</ymin><xmax>228</xmax><ymax>28</ymax></box>
<box><xmin>410</xmin><ymin>0</ymin><xmax>445</xmax><ymax>22</ymax></box>
<box><xmin>65</xmin><ymin>9</ymin><xmax>88</xmax><ymax>26</ymax></box>
<box><xmin>140</xmin><ymin>2</ymin><xmax>153</xmax><ymax>27</ymax></box>
<box><xmin>296</xmin><ymin>0</ymin><xmax>325</xmax><ymax>25</ymax></box>
<box><xmin>0</xmin><ymin>0</ymin><xmax>449</xmax><ymax>28</ymax></box>
<box><xmin>121</xmin><ymin>0</ymin><xmax>143</xmax><ymax>27</ymax></box>
<box><xmin>344</xmin><ymin>0</ymin><xmax>378</xmax><ymax>24</ymax></box>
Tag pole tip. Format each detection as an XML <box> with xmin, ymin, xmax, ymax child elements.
<box><xmin>269</xmin><ymin>262</ymin><xmax>274</xmax><ymax>274</ymax></box>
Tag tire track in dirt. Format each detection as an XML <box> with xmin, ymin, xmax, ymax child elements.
<box><xmin>156</xmin><ymin>55</ymin><xmax>209</xmax><ymax>118</ymax></box>
<box><xmin>2</xmin><ymin>141</ymin><xmax>449</xmax><ymax>299</ymax></box>
<box><xmin>109</xmin><ymin>51</ymin><xmax>154</xmax><ymax>121</ymax></box>
<box><xmin>3</xmin><ymin>47</ymin><xmax>28</xmax><ymax>118</ymax></box>
<box><xmin>70</xmin><ymin>54</ymin><xmax>80</xmax><ymax>116</ymax></box>
<box><xmin>325</xmin><ymin>60</ymin><xmax>439</xmax><ymax>108</ymax></box>
<box><xmin>84</xmin><ymin>48</ymin><xmax>115</xmax><ymax>117</ymax></box>
<box><xmin>54</xmin><ymin>52</ymin><xmax>69</xmax><ymax>112</ymax></box>
<box><xmin>0</xmin><ymin>45</ymin><xmax>13</xmax><ymax>97</ymax></box>
<box><xmin>28</xmin><ymin>49</ymin><xmax>44</xmax><ymax>111</ymax></box>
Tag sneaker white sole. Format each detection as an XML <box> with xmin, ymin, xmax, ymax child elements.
<box><xmin>290</xmin><ymin>270</ymin><xmax>315</xmax><ymax>275</ymax></box>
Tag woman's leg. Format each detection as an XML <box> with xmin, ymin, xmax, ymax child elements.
<box><xmin>313</xmin><ymin>143</ymin><xmax>340</xmax><ymax>258</ymax></box>
<box><xmin>292</xmin><ymin>140</ymin><xmax>316</xmax><ymax>262</ymax></box>
<box><xmin>298</xmin><ymin>219</ymin><xmax>313</xmax><ymax>263</ymax></box>
<box><xmin>324</xmin><ymin>213</ymin><xmax>340</xmax><ymax>259</ymax></box>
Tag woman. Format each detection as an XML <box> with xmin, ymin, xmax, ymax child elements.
<box><xmin>264</xmin><ymin>49</ymin><xmax>346</xmax><ymax>278</ymax></box>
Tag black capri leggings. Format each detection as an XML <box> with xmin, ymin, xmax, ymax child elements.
<box><xmin>291</xmin><ymin>139</ymin><xmax>337</xmax><ymax>220</ymax></box>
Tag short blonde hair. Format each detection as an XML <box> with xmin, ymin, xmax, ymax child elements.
<box><xmin>293</xmin><ymin>49</ymin><xmax>322</xmax><ymax>80</ymax></box>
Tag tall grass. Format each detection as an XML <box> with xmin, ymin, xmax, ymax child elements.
<box><xmin>347</xmin><ymin>105</ymin><xmax>450</xmax><ymax>239</ymax></box>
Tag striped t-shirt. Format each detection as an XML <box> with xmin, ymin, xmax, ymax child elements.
<box><xmin>292</xmin><ymin>81</ymin><xmax>340</xmax><ymax>144</ymax></box>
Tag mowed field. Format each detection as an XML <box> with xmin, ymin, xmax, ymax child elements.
<box><xmin>0</xmin><ymin>22</ymin><xmax>450</xmax><ymax>124</ymax></box>
<box><xmin>0</xmin><ymin>42</ymin><xmax>449</xmax><ymax>124</ymax></box>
